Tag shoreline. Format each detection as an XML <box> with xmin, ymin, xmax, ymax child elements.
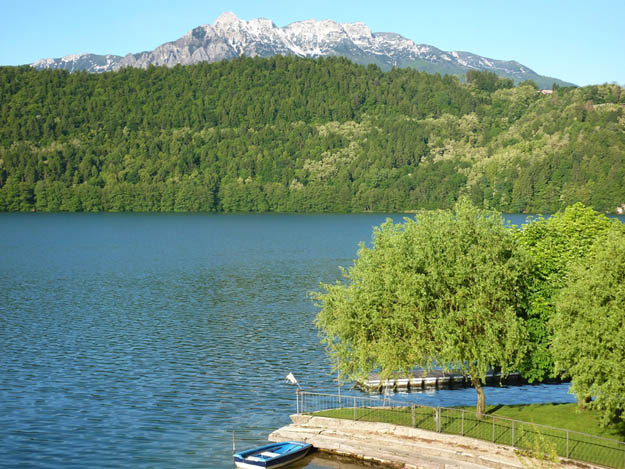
<box><xmin>269</xmin><ymin>414</ymin><xmax>604</xmax><ymax>469</ymax></box>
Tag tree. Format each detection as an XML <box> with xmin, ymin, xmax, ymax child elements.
<box><xmin>466</xmin><ymin>69</ymin><xmax>513</xmax><ymax>92</ymax></box>
<box><xmin>517</xmin><ymin>204</ymin><xmax>621</xmax><ymax>384</ymax></box>
<box><xmin>551</xmin><ymin>228</ymin><xmax>625</xmax><ymax>425</ymax></box>
<box><xmin>313</xmin><ymin>199</ymin><xmax>530</xmax><ymax>416</ymax></box>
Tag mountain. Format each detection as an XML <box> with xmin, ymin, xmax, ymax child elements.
<box><xmin>31</xmin><ymin>12</ymin><xmax>573</xmax><ymax>88</ymax></box>
<box><xmin>32</xmin><ymin>53</ymin><xmax>122</xmax><ymax>73</ymax></box>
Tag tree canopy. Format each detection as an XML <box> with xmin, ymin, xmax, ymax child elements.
<box><xmin>552</xmin><ymin>227</ymin><xmax>625</xmax><ymax>426</ymax></box>
<box><xmin>313</xmin><ymin>199</ymin><xmax>531</xmax><ymax>415</ymax></box>
<box><xmin>313</xmin><ymin>200</ymin><xmax>625</xmax><ymax>423</ymax></box>
<box><xmin>1</xmin><ymin>58</ymin><xmax>624</xmax><ymax>213</ymax></box>
<box><xmin>516</xmin><ymin>204</ymin><xmax>623</xmax><ymax>383</ymax></box>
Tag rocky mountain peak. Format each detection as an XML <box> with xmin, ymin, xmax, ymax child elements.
<box><xmin>249</xmin><ymin>18</ymin><xmax>276</xmax><ymax>30</ymax></box>
<box><xmin>30</xmin><ymin>12</ymin><xmax>574</xmax><ymax>88</ymax></box>
<box><xmin>340</xmin><ymin>21</ymin><xmax>373</xmax><ymax>42</ymax></box>
<box><xmin>284</xmin><ymin>19</ymin><xmax>344</xmax><ymax>40</ymax></box>
<box><xmin>213</xmin><ymin>11</ymin><xmax>241</xmax><ymax>28</ymax></box>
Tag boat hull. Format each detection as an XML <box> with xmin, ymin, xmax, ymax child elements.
<box><xmin>234</xmin><ymin>441</ymin><xmax>311</xmax><ymax>468</ymax></box>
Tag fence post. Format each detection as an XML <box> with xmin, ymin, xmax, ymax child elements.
<box><xmin>353</xmin><ymin>396</ymin><xmax>356</xmax><ymax>421</ymax></box>
<box><xmin>511</xmin><ymin>421</ymin><xmax>515</xmax><ymax>447</ymax></box>
<box><xmin>435</xmin><ymin>407</ymin><xmax>441</xmax><ymax>432</ymax></box>
<box><xmin>492</xmin><ymin>416</ymin><xmax>495</xmax><ymax>442</ymax></box>
<box><xmin>566</xmin><ymin>431</ymin><xmax>569</xmax><ymax>458</ymax></box>
<box><xmin>461</xmin><ymin>410</ymin><xmax>464</xmax><ymax>436</ymax></box>
<box><xmin>411</xmin><ymin>404</ymin><xmax>416</xmax><ymax>428</ymax></box>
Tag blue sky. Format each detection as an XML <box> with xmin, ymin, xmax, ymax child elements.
<box><xmin>1</xmin><ymin>0</ymin><xmax>623</xmax><ymax>86</ymax></box>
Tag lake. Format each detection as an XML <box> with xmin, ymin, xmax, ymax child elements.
<box><xmin>1</xmin><ymin>213</ymin><xmax>619</xmax><ymax>468</ymax></box>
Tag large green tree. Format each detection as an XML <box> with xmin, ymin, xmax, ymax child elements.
<box><xmin>551</xmin><ymin>227</ymin><xmax>625</xmax><ymax>425</ymax></box>
<box><xmin>517</xmin><ymin>204</ymin><xmax>621</xmax><ymax>383</ymax></box>
<box><xmin>313</xmin><ymin>199</ymin><xmax>531</xmax><ymax>415</ymax></box>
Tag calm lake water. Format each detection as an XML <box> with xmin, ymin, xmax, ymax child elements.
<box><xmin>1</xmin><ymin>213</ymin><xmax>621</xmax><ymax>468</ymax></box>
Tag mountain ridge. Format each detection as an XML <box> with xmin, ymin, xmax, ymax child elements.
<box><xmin>31</xmin><ymin>12</ymin><xmax>574</xmax><ymax>88</ymax></box>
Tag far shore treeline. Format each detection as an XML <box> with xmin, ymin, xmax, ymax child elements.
<box><xmin>1</xmin><ymin>56</ymin><xmax>624</xmax><ymax>213</ymax></box>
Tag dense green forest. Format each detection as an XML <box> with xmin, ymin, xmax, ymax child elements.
<box><xmin>1</xmin><ymin>56</ymin><xmax>624</xmax><ymax>212</ymax></box>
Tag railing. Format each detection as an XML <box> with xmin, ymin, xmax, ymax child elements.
<box><xmin>296</xmin><ymin>391</ymin><xmax>625</xmax><ymax>469</ymax></box>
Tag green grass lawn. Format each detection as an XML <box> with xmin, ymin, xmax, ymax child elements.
<box><xmin>465</xmin><ymin>403</ymin><xmax>625</xmax><ymax>441</ymax></box>
<box><xmin>312</xmin><ymin>403</ymin><xmax>625</xmax><ymax>468</ymax></box>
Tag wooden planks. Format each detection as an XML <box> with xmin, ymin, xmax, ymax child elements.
<box><xmin>358</xmin><ymin>370</ymin><xmax>527</xmax><ymax>392</ymax></box>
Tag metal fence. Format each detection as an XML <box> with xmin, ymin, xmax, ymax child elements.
<box><xmin>296</xmin><ymin>391</ymin><xmax>625</xmax><ymax>469</ymax></box>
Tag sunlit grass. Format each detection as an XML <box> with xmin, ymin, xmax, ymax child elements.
<box><xmin>312</xmin><ymin>403</ymin><xmax>625</xmax><ymax>468</ymax></box>
<box><xmin>461</xmin><ymin>403</ymin><xmax>625</xmax><ymax>441</ymax></box>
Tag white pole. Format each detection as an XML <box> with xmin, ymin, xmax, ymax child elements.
<box><xmin>232</xmin><ymin>431</ymin><xmax>236</xmax><ymax>454</ymax></box>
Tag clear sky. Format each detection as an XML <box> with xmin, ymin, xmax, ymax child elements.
<box><xmin>1</xmin><ymin>0</ymin><xmax>623</xmax><ymax>86</ymax></box>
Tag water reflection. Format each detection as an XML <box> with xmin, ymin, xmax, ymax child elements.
<box><xmin>295</xmin><ymin>451</ymin><xmax>389</xmax><ymax>468</ymax></box>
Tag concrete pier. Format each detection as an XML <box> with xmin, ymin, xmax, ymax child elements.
<box><xmin>269</xmin><ymin>414</ymin><xmax>601</xmax><ymax>469</ymax></box>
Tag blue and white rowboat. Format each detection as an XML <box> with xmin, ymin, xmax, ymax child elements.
<box><xmin>233</xmin><ymin>441</ymin><xmax>312</xmax><ymax>468</ymax></box>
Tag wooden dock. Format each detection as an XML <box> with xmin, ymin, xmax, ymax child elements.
<box><xmin>358</xmin><ymin>370</ymin><xmax>563</xmax><ymax>392</ymax></box>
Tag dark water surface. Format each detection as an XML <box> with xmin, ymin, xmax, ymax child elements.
<box><xmin>1</xmin><ymin>213</ymin><xmax>615</xmax><ymax>468</ymax></box>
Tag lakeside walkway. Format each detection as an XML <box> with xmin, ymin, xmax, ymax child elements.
<box><xmin>269</xmin><ymin>414</ymin><xmax>603</xmax><ymax>469</ymax></box>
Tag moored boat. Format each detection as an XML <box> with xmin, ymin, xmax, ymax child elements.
<box><xmin>233</xmin><ymin>441</ymin><xmax>312</xmax><ymax>468</ymax></box>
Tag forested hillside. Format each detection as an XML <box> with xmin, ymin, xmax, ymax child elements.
<box><xmin>1</xmin><ymin>56</ymin><xmax>624</xmax><ymax>212</ymax></box>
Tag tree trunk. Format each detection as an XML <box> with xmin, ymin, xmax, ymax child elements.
<box><xmin>473</xmin><ymin>375</ymin><xmax>485</xmax><ymax>417</ymax></box>
<box><xmin>578</xmin><ymin>395</ymin><xmax>592</xmax><ymax>410</ymax></box>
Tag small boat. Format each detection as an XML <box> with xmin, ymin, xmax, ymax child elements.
<box><xmin>233</xmin><ymin>441</ymin><xmax>312</xmax><ymax>468</ymax></box>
